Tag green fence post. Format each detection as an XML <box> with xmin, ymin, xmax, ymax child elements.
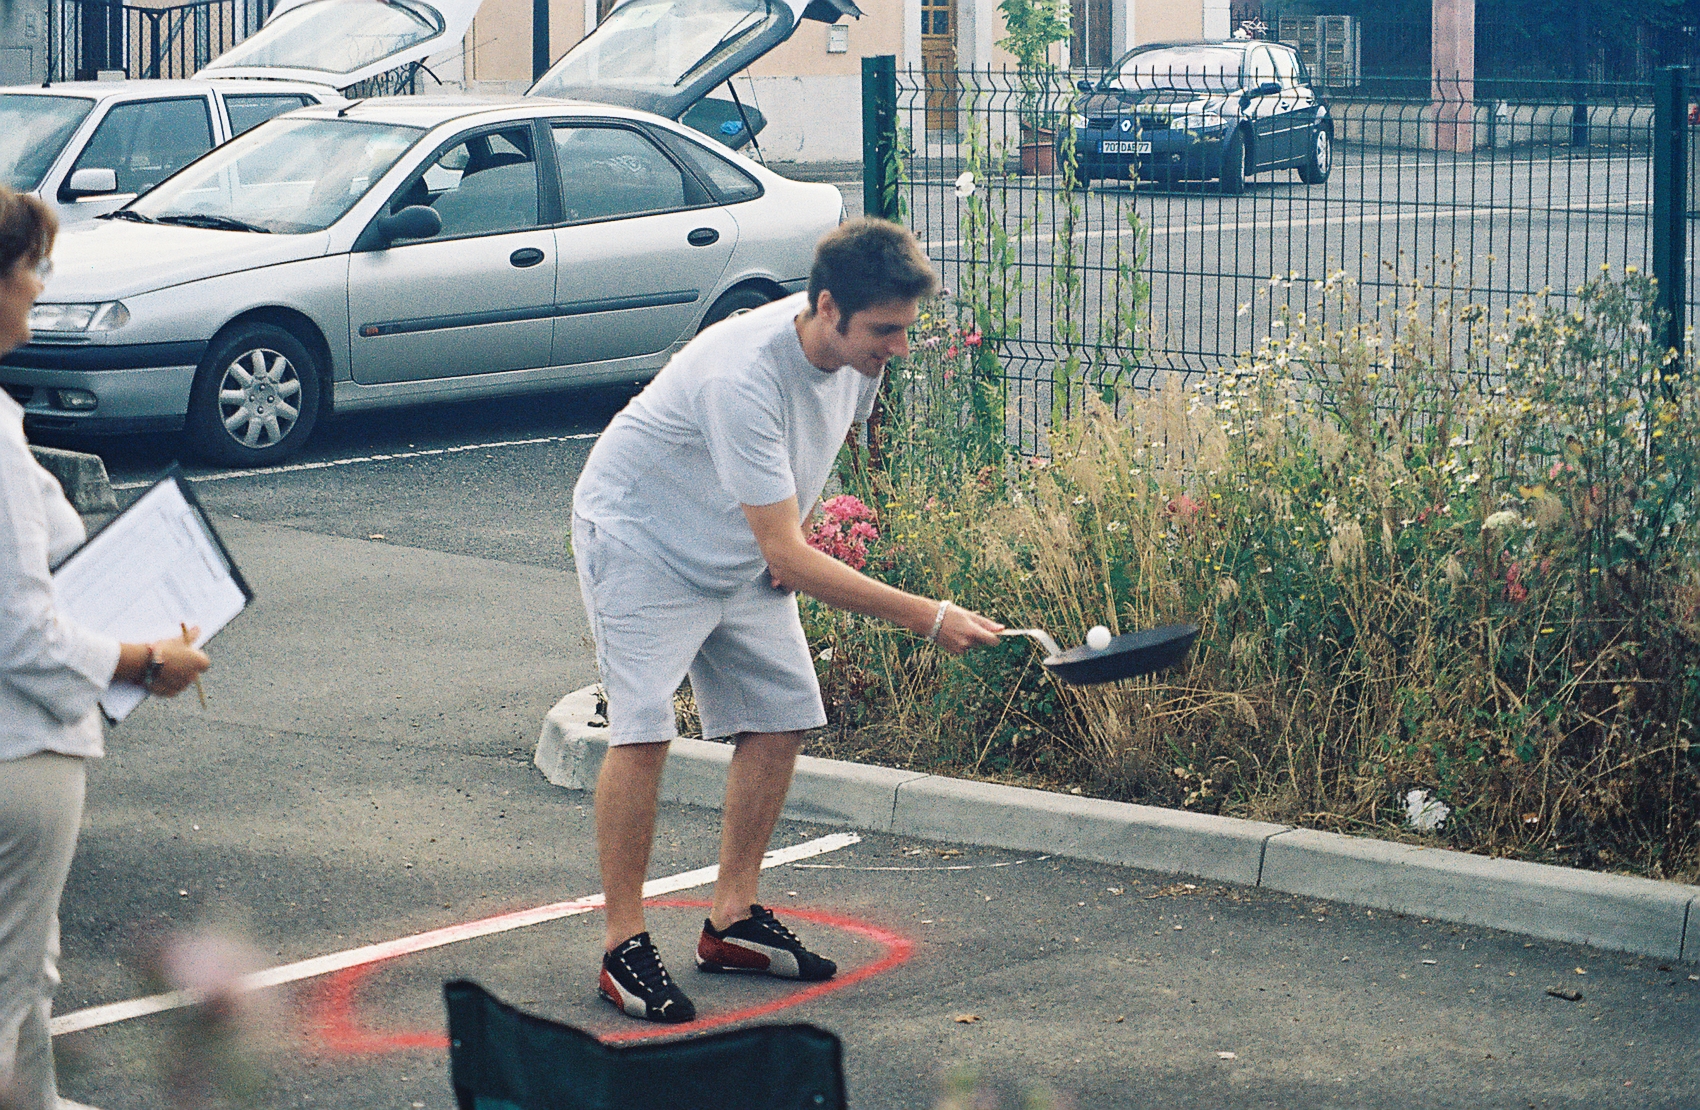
<box><xmin>862</xmin><ymin>54</ymin><xmax>898</xmax><ymax>221</ymax></box>
<box><xmin>1652</xmin><ymin>66</ymin><xmax>1688</xmax><ymax>362</ymax></box>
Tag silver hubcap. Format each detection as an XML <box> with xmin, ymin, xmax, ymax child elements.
<box><xmin>217</xmin><ymin>347</ymin><xmax>302</xmax><ymax>450</ymax></box>
<box><xmin>1315</xmin><ymin>132</ymin><xmax>1330</xmax><ymax>173</ymax></box>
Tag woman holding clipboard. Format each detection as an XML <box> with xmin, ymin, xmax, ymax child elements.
<box><xmin>0</xmin><ymin>187</ymin><xmax>209</xmax><ymax>1110</ymax></box>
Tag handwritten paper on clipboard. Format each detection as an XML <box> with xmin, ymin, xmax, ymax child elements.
<box><xmin>51</xmin><ymin>474</ymin><xmax>252</xmax><ymax>722</ymax></box>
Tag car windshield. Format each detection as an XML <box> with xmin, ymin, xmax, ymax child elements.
<box><xmin>203</xmin><ymin>0</ymin><xmax>442</xmax><ymax>76</ymax></box>
<box><xmin>0</xmin><ymin>95</ymin><xmax>96</xmax><ymax>191</ymax></box>
<box><xmin>127</xmin><ymin>117</ymin><xmax>423</xmax><ymax>233</ymax></box>
<box><xmin>1111</xmin><ymin>47</ymin><xmax>1245</xmax><ymax>93</ymax></box>
<box><xmin>531</xmin><ymin>0</ymin><xmax>778</xmax><ymax>97</ymax></box>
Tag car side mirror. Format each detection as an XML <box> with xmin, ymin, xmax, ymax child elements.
<box><xmin>375</xmin><ymin>205</ymin><xmax>441</xmax><ymax>244</ymax></box>
<box><xmin>1077</xmin><ymin>78</ymin><xmax>1095</xmax><ymax>93</ymax></box>
<box><xmin>1239</xmin><ymin>81</ymin><xmax>1283</xmax><ymax>107</ymax></box>
<box><xmin>65</xmin><ymin>167</ymin><xmax>118</xmax><ymax>198</ymax></box>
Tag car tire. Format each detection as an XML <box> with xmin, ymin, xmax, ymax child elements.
<box><xmin>698</xmin><ymin>287</ymin><xmax>773</xmax><ymax>333</ymax></box>
<box><xmin>1298</xmin><ymin>127</ymin><xmax>1332</xmax><ymax>184</ymax></box>
<box><xmin>186</xmin><ymin>323</ymin><xmax>321</xmax><ymax>467</ymax></box>
<box><xmin>1217</xmin><ymin>129</ymin><xmax>1248</xmax><ymax>194</ymax></box>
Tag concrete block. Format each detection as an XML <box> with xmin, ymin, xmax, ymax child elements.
<box><xmin>892</xmin><ymin>775</ymin><xmax>1286</xmax><ymax>887</ymax></box>
<box><xmin>537</xmin><ymin>685</ymin><xmax>925</xmax><ymax>829</ymax></box>
<box><xmin>534</xmin><ymin>685</ymin><xmax>605</xmax><ymax>790</ymax></box>
<box><xmin>1260</xmin><ymin>828</ymin><xmax>1699</xmax><ymax>962</ymax></box>
<box><xmin>30</xmin><ymin>446</ymin><xmax>117</xmax><ymax>513</ymax></box>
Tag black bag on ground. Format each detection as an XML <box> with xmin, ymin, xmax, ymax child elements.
<box><xmin>444</xmin><ymin>979</ymin><xmax>847</xmax><ymax>1110</ymax></box>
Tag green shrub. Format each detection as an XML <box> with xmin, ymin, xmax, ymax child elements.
<box><xmin>808</xmin><ymin>268</ymin><xmax>1700</xmax><ymax>882</ymax></box>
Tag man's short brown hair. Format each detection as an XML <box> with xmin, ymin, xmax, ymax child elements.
<box><xmin>0</xmin><ymin>187</ymin><xmax>55</xmax><ymax>277</ymax></box>
<box><xmin>807</xmin><ymin>218</ymin><xmax>938</xmax><ymax>327</ymax></box>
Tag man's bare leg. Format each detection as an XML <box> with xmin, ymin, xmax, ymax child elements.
<box><xmin>709</xmin><ymin>730</ymin><xmax>803</xmax><ymax>931</ymax></box>
<box><xmin>597</xmin><ymin>741</ymin><xmax>671</xmax><ymax>950</ymax></box>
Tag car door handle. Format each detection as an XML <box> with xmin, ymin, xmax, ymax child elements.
<box><xmin>687</xmin><ymin>227</ymin><xmax>720</xmax><ymax>247</ymax></box>
<box><xmin>510</xmin><ymin>248</ymin><xmax>546</xmax><ymax>268</ymax></box>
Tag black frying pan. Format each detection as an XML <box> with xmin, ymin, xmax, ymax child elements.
<box><xmin>1002</xmin><ymin>623</ymin><xmax>1199</xmax><ymax>686</ymax></box>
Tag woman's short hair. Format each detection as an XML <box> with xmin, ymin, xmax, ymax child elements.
<box><xmin>808</xmin><ymin>218</ymin><xmax>938</xmax><ymax>328</ymax></box>
<box><xmin>0</xmin><ymin>187</ymin><xmax>56</xmax><ymax>276</ymax></box>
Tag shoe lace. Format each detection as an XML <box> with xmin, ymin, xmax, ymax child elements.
<box><xmin>617</xmin><ymin>938</ymin><xmax>676</xmax><ymax>993</ymax></box>
<box><xmin>747</xmin><ymin>906</ymin><xmax>802</xmax><ymax>948</ymax></box>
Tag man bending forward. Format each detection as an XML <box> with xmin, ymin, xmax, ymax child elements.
<box><xmin>570</xmin><ymin>218</ymin><xmax>1004</xmax><ymax>1023</ymax></box>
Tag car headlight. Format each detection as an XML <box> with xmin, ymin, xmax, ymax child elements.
<box><xmin>1172</xmin><ymin>113</ymin><xmax>1226</xmax><ymax>131</ymax></box>
<box><xmin>27</xmin><ymin>302</ymin><xmax>130</xmax><ymax>333</ymax></box>
<box><xmin>1070</xmin><ymin>114</ymin><xmax>1087</xmax><ymax>130</ymax></box>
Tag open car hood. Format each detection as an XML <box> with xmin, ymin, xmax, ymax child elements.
<box><xmin>195</xmin><ymin>0</ymin><xmax>481</xmax><ymax>90</ymax></box>
<box><xmin>527</xmin><ymin>0</ymin><xmax>859</xmax><ymax>146</ymax></box>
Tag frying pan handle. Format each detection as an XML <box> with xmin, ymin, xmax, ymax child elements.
<box><xmin>1000</xmin><ymin>628</ymin><xmax>1065</xmax><ymax>659</ymax></box>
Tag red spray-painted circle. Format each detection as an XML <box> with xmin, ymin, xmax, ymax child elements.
<box><xmin>305</xmin><ymin>900</ymin><xmax>913</xmax><ymax>1053</ymax></box>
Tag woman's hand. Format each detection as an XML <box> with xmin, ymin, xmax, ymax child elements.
<box><xmin>114</xmin><ymin>629</ymin><xmax>211</xmax><ymax>697</ymax></box>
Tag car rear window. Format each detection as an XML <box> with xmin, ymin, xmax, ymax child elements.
<box><xmin>656</xmin><ymin>129</ymin><xmax>762</xmax><ymax>204</ymax></box>
<box><xmin>225</xmin><ymin>94</ymin><xmax>314</xmax><ymax>136</ymax></box>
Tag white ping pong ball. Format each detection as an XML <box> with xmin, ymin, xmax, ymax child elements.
<box><xmin>1086</xmin><ymin>625</ymin><xmax>1112</xmax><ymax>651</ymax></box>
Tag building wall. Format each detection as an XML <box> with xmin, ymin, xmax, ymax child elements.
<box><xmin>460</xmin><ymin>0</ymin><xmax>587</xmax><ymax>93</ymax></box>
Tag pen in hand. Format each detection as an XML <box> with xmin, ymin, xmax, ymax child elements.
<box><xmin>181</xmin><ymin>622</ymin><xmax>207</xmax><ymax>709</ymax></box>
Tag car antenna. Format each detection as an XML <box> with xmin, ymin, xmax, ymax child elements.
<box><xmin>726</xmin><ymin>76</ymin><xmax>764</xmax><ymax>167</ymax></box>
<box><xmin>338</xmin><ymin>97</ymin><xmax>368</xmax><ymax>117</ymax></box>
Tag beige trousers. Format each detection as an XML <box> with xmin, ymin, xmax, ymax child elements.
<box><xmin>0</xmin><ymin>753</ymin><xmax>85</xmax><ymax>1110</ymax></box>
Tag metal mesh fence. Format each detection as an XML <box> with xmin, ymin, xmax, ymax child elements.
<box><xmin>50</xmin><ymin>0</ymin><xmax>274</xmax><ymax>81</ymax></box>
<box><xmin>889</xmin><ymin>63</ymin><xmax>1689</xmax><ymax>453</ymax></box>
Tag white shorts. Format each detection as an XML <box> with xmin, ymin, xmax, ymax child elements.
<box><xmin>572</xmin><ymin>514</ymin><xmax>826</xmax><ymax>746</ymax></box>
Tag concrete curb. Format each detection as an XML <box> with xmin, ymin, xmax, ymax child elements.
<box><xmin>30</xmin><ymin>446</ymin><xmax>118</xmax><ymax>514</ymax></box>
<box><xmin>537</xmin><ymin>685</ymin><xmax>1698</xmax><ymax>963</ymax></box>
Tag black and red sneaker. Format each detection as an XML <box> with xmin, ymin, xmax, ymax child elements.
<box><xmin>599</xmin><ymin>932</ymin><xmax>696</xmax><ymax>1023</ymax></box>
<box><xmin>696</xmin><ymin>904</ymin><xmax>837</xmax><ymax>981</ymax></box>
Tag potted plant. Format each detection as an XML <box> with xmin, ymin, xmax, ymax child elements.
<box><xmin>997</xmin><ymin>0</ymin><xmax>1070</xmax><ymax>173</ymax></box>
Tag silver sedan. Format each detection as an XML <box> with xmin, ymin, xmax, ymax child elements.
<box><xmin>4</xmin><ymin>96</ymin><xmax>842</xmax><ymax>465</ymax></box>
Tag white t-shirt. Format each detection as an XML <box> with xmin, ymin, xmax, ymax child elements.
<box><xmin>573</xmin><ymin>293</ymin><xmax>880</xmax><ymax>595</ymax></box>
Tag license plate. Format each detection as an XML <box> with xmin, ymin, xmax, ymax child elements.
<box><xmin>1100</xmin><ymin>140</ymin><xmax>1151</xmax><ymax>155</ymax></box>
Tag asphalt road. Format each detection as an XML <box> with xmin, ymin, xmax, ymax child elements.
<box><xmin>48</xmin><ymin>395</ymin><xmax>1700</xmax><ymax>1109</ymax></box>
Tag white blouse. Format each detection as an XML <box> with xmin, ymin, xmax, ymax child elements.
<box><xmin>0</xmin><ymin>393</ymin><xmax>119</xmax><ymax>761</ymax></box>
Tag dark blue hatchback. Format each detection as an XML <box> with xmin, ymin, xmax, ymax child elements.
<box><xmin>1065</xmin><ymin>40</ymin><xmax>1332</xmax><ymax>193</ymax></box>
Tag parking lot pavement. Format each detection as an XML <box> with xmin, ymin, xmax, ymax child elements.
<box><xmin>48</xmin><ymin>510</ymin><xmax>1700</xmax><ymax>1109</ymax></box>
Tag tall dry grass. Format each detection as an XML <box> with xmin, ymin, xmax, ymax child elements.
<box><xmin>805</xmin><ymin>270</ymin><xmax>1700</xmax><ymax>881</ymax></box>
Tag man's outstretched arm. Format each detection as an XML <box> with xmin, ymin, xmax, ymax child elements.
<box><xmin>742</xmin><ymin>496</ymin><xmax>1004</xmax><ymax>656</ymax></box>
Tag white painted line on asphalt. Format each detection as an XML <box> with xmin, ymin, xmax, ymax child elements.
<box><xmin>49</xmin><ymin>831</ymin><xmax>860</xmax><ymax>1037</ymax></box>
<box><xmin>109</xmin><ymin>432</ymin><xmax>602</xmax><ymax>491</ymax></box>
<box><xmin>923</xmin><ymin>198</ymin><xmax>1647</xmax><ymax>254</ymax></box>
<box><xmin>793</xmin><ymin>854</ymin><xmax>1051</xmax><ymax>872</ymax></box>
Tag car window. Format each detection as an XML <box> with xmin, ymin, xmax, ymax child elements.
<box><xmin>1114</xmin><ymin>46</ymin><xmax>1244</xmax><ymax>93</ymax></box>
<box><xmin>388</xmin><ymin>125</ymin><xmax>540</xmax><ymax>238</ymax></box>
<box><xmin>205</xmin><ymin>0</ymin><xmax>441</xmax><ymax>76</ymax></box>
<box><xmin>551</xmin><ymin>124</ymin><xmax>698</xmax><ymax>222</ymax></box>
<box><xmin>654</xmin><ymin>128</ymin><xmax>760</xmax><ymax>203</ymax></box>
<box><xmin>1247</xmin><ymin>47</ymin><xmax>1278</xmax><ymax>86</ymax></box>
<box><xmin>70</xmin><ymin>97</ymin><xmax>214</xmax><ymax>197</ymax></box>
<box><xmin>1271</xmin><ymin>47</ymin><xmax>1301</xmax><ymax>89</ymax></box>
<box><xmin>0</xmin><ymin>95</ymin><xmax>95</xmax><ymax>191</ymax></box>
<box><xmin>129</xmin><ymin>117</ymin><xmax>423</xmax><ymax>233</ymax></box>
<box><xmin>225</xmin><ymin>94</ymin><xmax>314</xmax><ymax>137</ymax></box>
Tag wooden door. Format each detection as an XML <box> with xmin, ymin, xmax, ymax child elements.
<box><xmin>921</xmin><ymin>0</ymin><xmax>958</xmax><ymax>132</ymax></box>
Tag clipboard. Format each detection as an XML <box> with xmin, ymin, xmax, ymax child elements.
<box><xmin>50</xmin><ymin>468</ymin><xmax>252</xmax><ymax>722</ymax></box>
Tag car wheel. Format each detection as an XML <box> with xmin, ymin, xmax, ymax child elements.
<box><xmin>186</xmin><ymin>323</ymin><xmax>321</xmax><ymax>467</ymax></box>
<box><xmin>698</xmin><ymin>287</ymin><xmax>773</xmax><ymax>333</ymax></box>
<box><xmin>1298</xmin><ymin>127</ymin><xmax>1332</xmax><ymax>184</ymax></box>
<box><xmin>1217</xmin><ymin>129</ymin><xmax>1248</xmax><ymax>194</ymax></box>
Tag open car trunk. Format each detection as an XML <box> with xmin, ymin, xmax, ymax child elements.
<box><xmin>527</xmin><ymin>0</ymin><xmax>860</xmax><ymax>149</ymax></box>
<box><xmin>195</xmin><ymin>0</ymin><xmax>482</xmax><ymax>90</ymax></box>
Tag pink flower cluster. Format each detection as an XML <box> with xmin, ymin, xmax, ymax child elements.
<box><xmin>807</xmin><ymin>494</ymin><xmax>879</xmax><ymax>571</ymax></box>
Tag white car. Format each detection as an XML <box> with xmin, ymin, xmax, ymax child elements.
<box><xmin>5</xmin><ymin>97</ymin><xmax>843</xmax><ymax>465</ymax></box>
<box><xmin>0</xmin><ymin>78</ymin><xmax>344</xmax><ymax>225</ymax></box>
